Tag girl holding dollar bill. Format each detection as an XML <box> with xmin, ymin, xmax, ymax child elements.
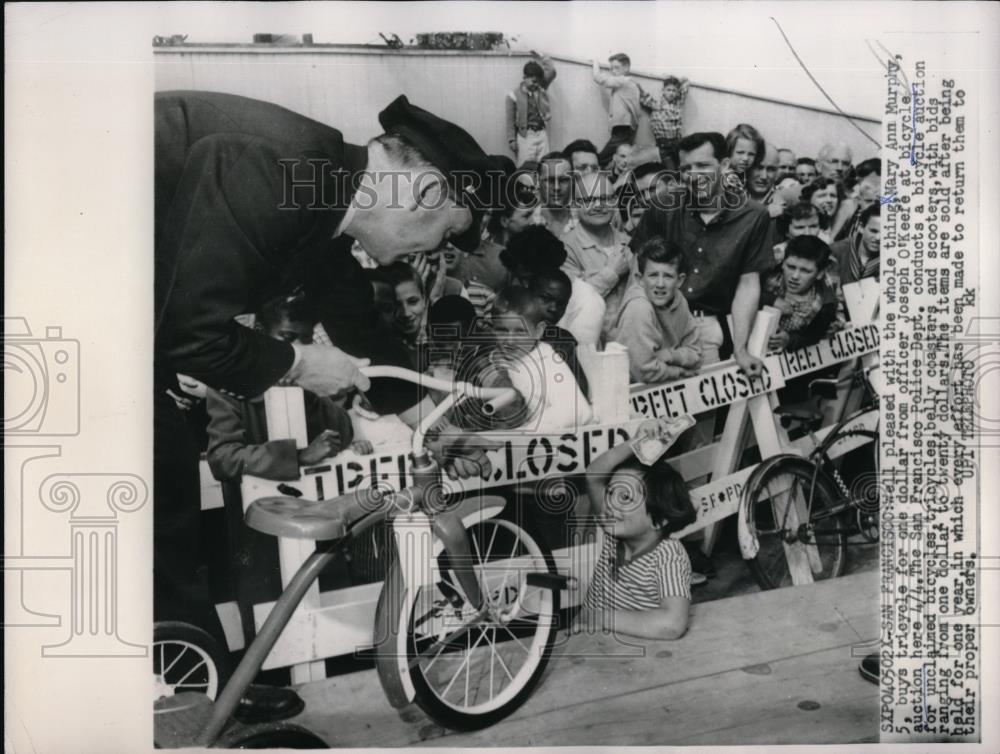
<box><xmin>577</xmin><ymin>416</ymin><xmax>698</xmax><ymax>640</ymax></box>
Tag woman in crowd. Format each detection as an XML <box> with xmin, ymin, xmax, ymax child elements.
<box><xmin>801</xmin><ymin>177</ymin><xmax>844</xmax><ymax>243</ymax></box>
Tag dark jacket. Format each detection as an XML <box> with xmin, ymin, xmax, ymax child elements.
<box><xmin>154</xmin><ymin>91</ymin><xmax>420</xmax><ymax>412</ymax></box>
<box><xmin>759</xmin><ymin>265</ymin><xmax>840</xmax><ymax>351</ymax></box>
<box><xmin>205</xmin><ymin>388</ymin><xmax>354</xmax><ymax>481</ymax></box>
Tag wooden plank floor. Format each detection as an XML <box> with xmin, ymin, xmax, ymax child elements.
<box><xmin>293</xmin><ymin>571</ymin><xmax>878</xmax><ymax>747</ymax></box>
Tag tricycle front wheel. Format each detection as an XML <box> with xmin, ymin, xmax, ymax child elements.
<box><xmin>373</xmin><ymin>517</ymin><xmax>560</xmax><ymax>730</ymax></box>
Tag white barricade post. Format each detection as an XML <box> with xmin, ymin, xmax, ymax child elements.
<box><xmin>698</xmin><ymin>308</ymin><xmax>780</xmax><ymax>558</ymax></box>
<box><xmin>260</xmin><ymin>387</ymin><xmax>326</xmax><ymax>683</ymax></box>
<box><xmin>214</xmin><ymin>323</ymin><xmax>880</xmax><ymax>669</ymax></box>
<box><xmin>577</xmin><ymin>342</ymin><xmax>631</xmax><ymax>424</ymax></box>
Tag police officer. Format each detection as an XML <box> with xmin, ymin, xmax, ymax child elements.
<box><xmin>155</xmin><ymin>91</ymin><xmax>499</xmax><ymax>721</ymax></box>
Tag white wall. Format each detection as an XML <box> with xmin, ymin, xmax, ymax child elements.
<box><xmin>154</xmin><ymin>46</ymin><xmax>881</xmax><ymax>163</ymax></box>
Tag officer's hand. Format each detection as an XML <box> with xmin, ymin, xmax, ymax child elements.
<box><xmin>176</xmin><ymin>373</ymin><xmax>208</xmax><ymax>400</ymax></box>
<box><xmin>287</xmin><ymin>344</ymin><xmax>371</xmax><ymax>397</ymax></box>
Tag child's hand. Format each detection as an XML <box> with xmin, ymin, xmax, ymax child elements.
<box><xmin>351</xmin><ymin>440</ymin><xmax>374</xmax><ymax>455</ymax></box>
<box><xmin>637</xmin><ymin>417</ymin><xmax>673</xmax><ymax>440</ymax></box>
<box><xmin>772</xmin><ymin>297</ymin><xmax>792</xmax><ymax>315</ymax></box>
<box><xmin>606</xmin><ymin>246</ymin><xmax>631</xmax><ymax>277</ymax></box>
<box><xmin>298</xmin><ymin>429</ymin><xmax>342</xmax><ymax>466</ymax></box>
<box><xmin>767</xmin><ymin>332</ymin><xmax>790</xmax><ymax>352</ymax></box>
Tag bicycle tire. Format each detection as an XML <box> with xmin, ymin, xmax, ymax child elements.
<box><xmin>822</xmin><ymin>428</ymin><xmax>880</xmax><ymax>543</ymax></box>
<box><xmin>742</xmin><ymin>456</ymin><xmax>847</xmax><ymax>590</ymax></box>
<box><xmin>373</xmin><ymin>517</ymin><xmax>559</xmax><ymax>731</ymax></box>
<box><xmin>154</xmin><ymin>621</ymin><xmax>233</xmax><ymax>703</ymax></box>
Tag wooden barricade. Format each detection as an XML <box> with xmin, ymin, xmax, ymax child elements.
<box><xmin>198</xmin><ymin>285</ymin><xmax>879</xmax><ymax>680</ymax></box>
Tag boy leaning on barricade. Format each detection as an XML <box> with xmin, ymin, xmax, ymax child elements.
<box><xmin>592</xmin><ymin>52</ymin><xmax>642</xmax><ymax>168</ymax></box>
<box><xmin>640</xmin><ymin>74</ymin><xmax>690</xmax><ymax>166</ymax></box>
<box><xmin>610</xmin><ymin>236</ymin><xmax>703</xmax><ymax>384</ymax></box>
<box><xmin>760</xmin><ymin>235</ymin><xmax>843</xmax><ymax>356</ymax></box>
<box><xmin>506</xmin><ymin>52</ymin><xmax>557</xmax><ymax>164</ymax></box>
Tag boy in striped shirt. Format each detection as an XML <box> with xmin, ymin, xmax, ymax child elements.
<box><xmin>580</xmin><ymin>417</ymin><xmax>697</xmax><ymax>640</ymax></box>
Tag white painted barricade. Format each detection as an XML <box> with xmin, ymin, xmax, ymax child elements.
<box><xmin>210</xmin><ymin>309</ymin><xmax>879</xmax><ymax>674</ymax></box>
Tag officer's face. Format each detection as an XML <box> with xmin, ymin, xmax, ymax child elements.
<box><xmin>364</xmin><ymin>174</ymin><xmax>474</xmax><ymax>264</ymax></box>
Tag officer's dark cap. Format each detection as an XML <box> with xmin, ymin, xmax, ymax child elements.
<box><xmin>379</xmin><ymin>95</ymin><xmax>500</xmax><ymax>252</ymax></box>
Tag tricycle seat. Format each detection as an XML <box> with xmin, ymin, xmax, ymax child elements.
<box><xmin>245</xmin><ymin>496</ymin><xmax>347</xmax><ymax>540</ymax></box>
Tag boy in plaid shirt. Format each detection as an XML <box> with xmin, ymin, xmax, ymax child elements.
<box><xmin>640</xmin><ymin>75</ymin><xmax>690</xmax><ymax>166</ymax></box>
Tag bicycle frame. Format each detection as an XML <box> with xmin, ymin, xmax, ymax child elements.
<box><xmin>191</xmin><ymin>367</ymin><xmax>517</xmax><ymax>745</ymax></box>
<box><xmin>740</xmin><ymin>365</ymin><xmax>881</xmax><ymax>556</ymax></box>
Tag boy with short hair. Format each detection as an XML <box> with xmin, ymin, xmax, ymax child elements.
<box><xmin>830</xmin><ymin>202</ymin><xmax>881</xmax><ymax>286</ymax></box>
<box><xmin>795</xmin><ymin>157</ymin><xmax>818</xmax><ymax>185</ymax></box>
<box><xmin>489</xmin><ymin>286</ymin><xmax>593</xmax><ymax>431</ymax></box>
<box><xmin>760</xmin><ymin>235</ymin><xmax>841</xmax><ymax>353</ymax></box>
<box><xmin>592</xmin><ymin>52</ymin><xmax>642</xmax><ymax>168</ymax></box>
<box><xmin>773</xmin><ymin>201</ymin><xmax>822</xmax><ymax>263</ymax></box>
<box><xmin>506</xmin><ymin>53</ymin><xmax>558</xmax><ymax>164</ymax></box>
<box><xmin>562</xmin><ymin>170</ymin><xmax>634</xmax><ymax>340</ymax></box>
<box><xmin>206</xmin><ymin>295</ymin><xmax>370</xmax><ymax>482</ymax></box>
<box><xmin>610</xmin><ymin>237</ymin><xmax>702</xmax><ymax>383</ymax></box>
<box><xmin>640</xmin><ymin>74</ymin><xmax>691</xmax><ymax>166</ymax></box>
<box><xmin>528</xmin><ymin>268</ymin><xmax>591</xmax><ymax>399</ymax></box>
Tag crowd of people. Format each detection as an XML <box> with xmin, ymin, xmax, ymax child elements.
<box><xmin>154</xmin><ymin>51</ymin><xmax>882</xmax><ymax>718</ymax></box>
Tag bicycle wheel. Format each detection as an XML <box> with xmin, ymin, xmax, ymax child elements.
<box><xmin>153</xmin><ymin>621</ymin><xmax>232</xmax><ymax>703</ymax></box>
<box><xmin>742</xmin><ymin>457</ymin><xmax>847</xmax><ymax>590</ymax></box>
<box><xmin>374</xmin><ymin>517</ymin><xmax>559</xmax><ymax>730</ymax></box>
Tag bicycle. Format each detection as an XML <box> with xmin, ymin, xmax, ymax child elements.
<box><xmin>737</xmin><ymin>366</ymin><xmax>880</xmax><ymax>590</ymax></box>
<box><xmin>154</xmin><ymin>365</ymin><xmax>565</xmax><ymax>747</ymax></box>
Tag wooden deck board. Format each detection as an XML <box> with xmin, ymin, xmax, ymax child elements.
<box><xmin>293</xmin><ymin>571</ymin><xmax>878</xmax><ymax>747</ymax></box>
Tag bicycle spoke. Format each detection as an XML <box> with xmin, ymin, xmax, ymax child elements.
<box><xmin>495</xmin><ymin>539</ymin><xmax>522</xmax><ymax>605</ymax></box>
<box><xmin>493</xmin><ymin>639</ymin><xmax>516</xmax><ymax>682</ymax></box>
<box><xmin>489</xmin><ymin>635</ymin><xmax>496</xmax><ymax>701</ymax></box>
<box><xmin>412</xmin><ymin>612</ymin><xmax>481</xmax><ymax>672</ymax></box>
<box><xmin>484</xmin><ymin>522</ymin><xmax>499</xmax><ymax>562</ymax></box>
<box><xmin>500</xmin><ymin>623</ymin><xmax>531</xmax><ymax>656</ymax></box>
<box><xmin>464</xmin><ymin>631</ymin><xmax>471</xmax><ymax>708</ymax></box>
<box><xmin>174</xmin><ymin>657</ymin><xmax>208</xmax><ymax>687</ymax></box>
<box><xmin>161</xmin><ymin>644</ymin><xmax>186</xmax><ymax>677</ymax></box>
<box><xmin>440</xmin><ymin>625</ymin><xmax>487</xmax><ymax>701</ymax></box>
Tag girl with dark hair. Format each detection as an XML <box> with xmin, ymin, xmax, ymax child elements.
<box><xmin>578</xmin><ymin>417</ymin><xmax>698</xmax><ymax>640</ymax></box>
<box><xmin>801</xmin><ymin>177</ymin><xmax>845</xmax><ymax>243</ymax></box>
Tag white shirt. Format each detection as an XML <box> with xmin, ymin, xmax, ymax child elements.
<box><xmin>506</xmin><ymin>341</ymin><xmax>593</xmax><ymax>432</ymax></box>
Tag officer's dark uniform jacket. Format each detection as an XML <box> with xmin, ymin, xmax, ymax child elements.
<box><xmin>155</xmin><ymin>90</ymin><xmax>419</xmax><ymax>412</ymax></box>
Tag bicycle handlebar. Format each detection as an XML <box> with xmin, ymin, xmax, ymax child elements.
<box><xmin>361</xmin><ymin>365</ymin><xmax>517</xmax><ymax>457</ymax></box>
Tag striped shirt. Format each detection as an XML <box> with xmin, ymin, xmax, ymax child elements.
<box><xmin>585</xmin><ymin>530</ymin><xmax>692</xmax><ymax>610</ymax></box>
